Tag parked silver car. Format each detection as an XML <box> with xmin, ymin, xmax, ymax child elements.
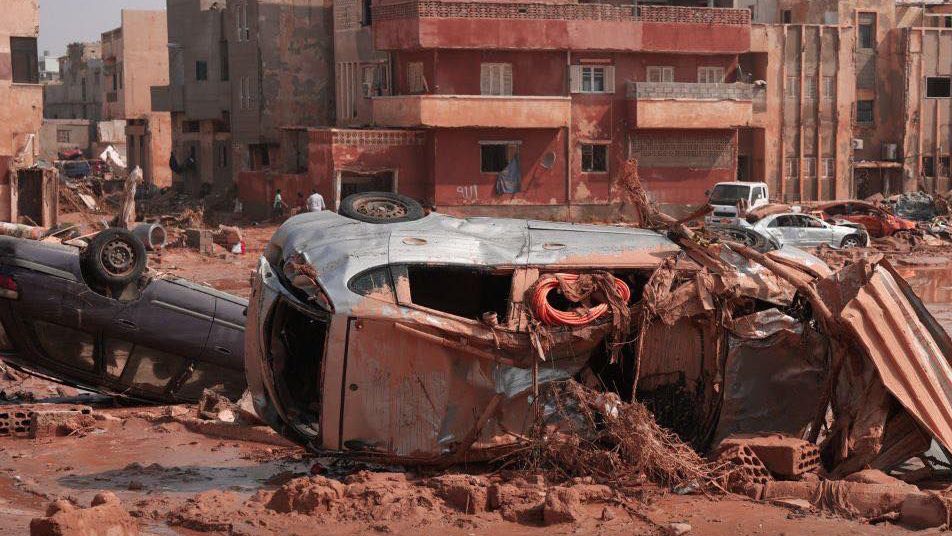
<box><xmin>752</xmin><ymin>212</ymin><xmax>869</xmax><ymax>249</ymax></box>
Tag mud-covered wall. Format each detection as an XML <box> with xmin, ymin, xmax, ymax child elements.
<box><xmin>900</xmin><ymin>28</ymin><xmax>952</xmax><ymax>195</ymax></box>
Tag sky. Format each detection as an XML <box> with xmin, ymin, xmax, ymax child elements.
<box><xmin>39</xmin><ymin>0</ymin><xmax>166</xmax><ymax>58</ymax></box>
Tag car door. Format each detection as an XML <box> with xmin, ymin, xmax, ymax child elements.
<box><xmin>799</xmin><ymin>215</ymin><xmax>833</xmax><ymax>246</ymax></box>
<box><xmin>175</xmin><ymin>293</ymin><xmax>247</xmax><ymax>401</ymax></box>
<box><xmin>770</xmin><ymin>216</ymin><xmax>806</xmax><ymax>246</ymax></box>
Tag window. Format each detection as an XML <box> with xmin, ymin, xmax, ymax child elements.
<box><xmin>104</xmin><ymin>339</ymin><xmax>132</xmax><ymax>378</ymax></box>
<box><xmin>196</xmin><ymin>60</ymin><xmax>208</xmax><ymax>81</ymax></box>
<box><xmin>571</xmin><ymin>64</ymin><xmax>614</xmax><ymax>93</ymax></box>
<box><xmin>350</xmin><ymin>267</ymin><xmax>395</xmax><ymax>303</ymax></box>
<box><xmin>220</xmin><ymin>40</ymin><xmax>229</xmax><ymax>81</ymax></box>
<box><xmin>858</xmin><ymin>12</ymin><xmax>876</xmax><ymax>49</ymax></box>
<box><xmin>781</xmin><ymin>10</ymin><xmax>792</xmax><ymax>24</ymax></box>
<box><xmin>11</xmin><ymin>37</ymin><xmax>39</xmax><ymax>84</ymax></box>
<box><xmin>647</xmin><ymin>66</ymin><xmax>674</xmax><ymax>83</ymax></box>
<box><xmin>183</xmin><ymin>120</ymin><xmax>200</xmax><ymax>133</ymax></box>
<box><xmin>362</xmin><ymin>0</ymin><xmax>373</xmax><ymax>26</ymax></box>
<box><xmin>857</xmin><ymin>100</ymin><xmax>874</xmax><ymax>124</ymax></box>
<box><xmin>56</xmin><ymin>129</ymin><xmax>71</xmax><ymax>143</ymax></box>
<box><xmin>118</xmin><ymin>63</ymin><xmax>123</xmax><ymax>89</ymax></box>
<box><xmin>581</xmin><ymin>144</ymin><xmax>608</xmax><ymax>173</ymax></box>
<box><xmin>941</xmin><ymin>156</ymin><xmax>951</xmax><ymax>177</ymax></box>
<box><xmin>126</xmin><ymin>346</ymin><xmax>186</xmax><ymax>392</ymax></box>
<box><xmin>362</xmin><ymin>63</ymin><xmax>390</xmax><ymax>98</ymax></box>
<box><xmin>218</xmin><ymin>144</ymin><xmax>229</xmax><ymax>169</ymax></box>
<box><xmin>81</xmin><ymin>77</ymin><xmax>86</xmax><ymax>101</ymax></box>
<box><xmin>804</xmin><ymin>76</ymin><xmax>817</xmax><ymax>99</ymax></box>
<box><xmin>927</xmin><ymin>77</ymin><xmax>952</xmax><ymax>98</ymax></box>
<box><xmin>697</xmin><ymin>66</ymin><xmax>725</xmax><ymax>84</ymax></box>
<box><xmin>802</xmin><ymin>157</ymin><xmax>817</xmax><ymax>178</ymax></box>
<box><xmin>480</xmin><ymin>63</ymin><xmax>513</xmax><ymax>96</ymax></box>
<box><xmin>923</xmin><ymin>156</ymin><xmax>936</xmax><ymax>177</ymax></box>
<box><xmin>946</xmin><ymin>16</ymin><xmax>952</xmax><ymax>28</ymax></box>
<box><xmin>784</xmin><ymin>157</ymin><xmax>799</xmax><ymax>178</ymax></box>
<box><xmin>785</xmin><ymin>76</ymin><xmax>798</xmax><ymax>97</ymax></box>
<box><xmin>240</xmin><ymin>76</ymin><xmax>256</xmax><ymax>110</ymax></box>
<box><xmin>823</xmin><ymin>76</ymin><xmax>835</xmax><ymax>100</ymax></box>
<box><xmin>822</xmin><ymin>158</ymin><xmax>836</xmax><ymax>179</ymax></box>
<box><xmin>480</xmin><ymin>142</ymin><xmax>519</xmax><ymax>173</ymax></box>
<box><xmin>34</xmin><ymin>322</ymin><xmax>95</xmax><ymax>371</ymax></box>
<box><xmin>403</xmin><ymin>265</ymin><xmax>511</xmax><ymax>321</ymax></box>
<box><xmin>407</xmin><ymin>62</ymin><xmax>425</xmax><ymax>94</ymax></box>
<box><xmin>236</xmin><ymin>1</ymin><xmax>250</xmax><ymax>41</ymax></box>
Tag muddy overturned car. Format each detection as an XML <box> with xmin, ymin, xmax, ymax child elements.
<box><xmin>247</xmin><ymin>202</ymin><xmax>952</xmax><ymax>475</ymax></box>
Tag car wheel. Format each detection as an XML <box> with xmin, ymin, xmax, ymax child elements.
<box><xmin>81</xmin><ymin>228</ymin><xmax>147</xmax><ymax>285</ymax></box>
<box><xmin>339</xmin><ymin>192</ymin><xmax>425</xmax><ymax>224</ymax></box>
<box><xmin>841</xmin><ymin>235</ymin><xmax>862</xmax><ymax>249</ymax></box>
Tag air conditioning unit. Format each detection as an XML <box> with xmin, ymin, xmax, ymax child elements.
<box><xmin>852</xmin><ymin>138</ymin><xmax>864</xmax><ymax>150</ymax></box>
<box><xmin>882</xmin><ymin>143</ymin><xmax>899</xmax><ymax>161</ymax></box>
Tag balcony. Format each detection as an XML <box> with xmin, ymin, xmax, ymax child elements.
<box><xmin>373</xmin><ymin>1</ymin><xmax>750</xmax><ymax>53</ymax></box>
<box><xmin>372</xmin><ymin>94</ymin><xmax>571</xmax><ymax>128</ymax></box>
<box><xmin>151</xmin><ymin>85</ymin><xmax>184</xmax><ymax>113</ymax></box>
<box><xmin>626</xmin><ymin>81</ymin><xmax>753</xmax><ymax>129</ymax></box>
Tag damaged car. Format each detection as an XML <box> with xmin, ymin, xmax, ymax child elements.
<box><xmin>0</xmin><ymin>228</ymin><xmax>247</xmax><ymax>403</ymax></box>
<box><xmin>246</xmin><ymin>193</ymin><xmax>952</xmax><ymax>479</ymax></box>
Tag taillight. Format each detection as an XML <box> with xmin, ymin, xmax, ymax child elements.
<box><xmin>0</xmin><ymin>274</ymin><xmax>18</xmax><ymax>300</ymax></box>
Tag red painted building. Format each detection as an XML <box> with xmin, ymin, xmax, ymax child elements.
<box><xmin>238</xmin><ymin>1</ymin><xmax>756</xmax><ymax>220</ymax></box>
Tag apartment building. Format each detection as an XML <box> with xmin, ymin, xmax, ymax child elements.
<box><xmin>43</xmin><ymin>42</ymin><xmax>104</xmax><ymax>121</ymax></box>
<box><xmin>103</xmin><ymin>10</ymin><xmax>173</xmax><ymax>187</ymax></box>
<box><xmin>0</xmin><ymin>0</ymin><xmax>56</xmax><ymax>226</ymax></box>
<box><xmin>236</xmin><ymin>0</ymin><xmax>758</xmax><ymax>219</ymax></box>
<box><xmin>153</xmin><ymin>0</ymin><xmax>334</xmax><ymax>195</ymax></box>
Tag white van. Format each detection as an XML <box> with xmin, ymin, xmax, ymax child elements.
<box><xmin>704</xmin><ymin>181</ymin><xmax>770</xmax><ymax>226</ymax></box>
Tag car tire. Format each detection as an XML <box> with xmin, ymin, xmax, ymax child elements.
<box><xmin>339</xmin><ymin>192</ymin><xmax>425</xmax><ymax>224</ymax></box>
<box><xmin>841</xmin><ymin>235</ymin><xmax>862</xmax><ymax>249</ymax></box>
<box><xmin>81</xmin><ymin>228</ymin><xmax>147</xmax><ymax>286</ymax></box>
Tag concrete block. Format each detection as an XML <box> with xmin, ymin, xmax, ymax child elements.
<box><xmin>185</xmin><ymin>228</ymin><xmax>214</xmax><ymax>255</ymax></box>
<box><xmin>718</xmin><ymin>434</ymin><xmax>820</xmax><ymax>478</ymax></box>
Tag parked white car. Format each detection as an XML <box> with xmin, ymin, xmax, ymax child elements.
<box><xmin>752</xmin><ymin>212</ymin><xmax>869</xmax><ymax>249</ymax></box>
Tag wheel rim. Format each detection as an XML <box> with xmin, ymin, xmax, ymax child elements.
<box><xmin>843</xmin><ymin>238</ymin><xmax>858</xmax><ymax>248</ymax></box>
<box><xmin>352</xmin><ymin>197</ymin><xmax>408</xmax><ymax>220</ymax></box>
<box><xmin>101</xmin><ymin>238</ymin><xmax>136</xmax><ymax>277</ymax></box>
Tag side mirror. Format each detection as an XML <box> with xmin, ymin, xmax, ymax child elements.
<box><xmin>704</xmin><ymin>190</ymin><xmax>711</xmax><ymax>197</ymax></box>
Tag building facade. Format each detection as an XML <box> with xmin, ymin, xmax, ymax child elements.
<box><xmin>101</xmin><ymin>10</ymin><xmax>173</xmax><ymax>188</ymax></box>
<box><xmin>154</xmin><ymin>0</ymin><xmax>334</xmax><ymax>195</ymax></box>
<box><xmin>43</xmin><ymin>42</ymin><xmax>103</xmax><ymax>121</ymax></box>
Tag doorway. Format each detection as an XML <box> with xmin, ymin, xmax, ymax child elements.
<box><xmin>336</xmin><ymin>170</ymin><xmax>395</xmax><ymax>209</ymax></box>
<box><xmin>17</xmin><ymin>169</ymin><xmax>44</xmax><ymax>225</ymax></box>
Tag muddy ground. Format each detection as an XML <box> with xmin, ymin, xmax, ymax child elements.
<box><xmin>1</xmin><ymin>222</ymin><xmax>951</xmax><ymax>535</ymax></box>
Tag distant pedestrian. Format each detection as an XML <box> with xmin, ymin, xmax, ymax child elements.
<box><xmin>306</xmin><ymin>189</ymin><xmax>326</xmax><ymax>212</ymax></box>
<box><xmin>272</xmin><ymin>189</ymin><xmax>288</xmax><ymax>220</ymax></box>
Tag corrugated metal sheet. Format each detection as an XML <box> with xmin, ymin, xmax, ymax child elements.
<box><xmin>840</xmin><ymin>265</ymin><xmax>952</xmax><ymax>452</ymax></box>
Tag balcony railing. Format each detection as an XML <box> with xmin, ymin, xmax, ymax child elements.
<box><xmin>374</xmin><ymin>1</ymin><xmax>751</xmax><ymax>25</ymax></box>
<box><xmin>627</xmin><ymin>82</ymin><xmax>753</xmax><ymax>101</ymax></box>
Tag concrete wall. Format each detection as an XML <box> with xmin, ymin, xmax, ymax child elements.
<box><xmin>0</xmin><ymin>0</ymin><xmax>43</xmax><ymax>188</ymax></box>
<box><xmin>43</xmin><ymin>43</ymin><xmax>103</xmax><ymax>121</ymax></box>
<box><xmin>38</xmin><ymin>119</ymin><xmax>94</xmax><ymax>161</ymax></box>
<box><xmin>334</xmin><ymin>0</ymin><xmax>389</xmax><ymax>126</ymax></box>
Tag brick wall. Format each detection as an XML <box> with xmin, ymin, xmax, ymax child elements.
<box><xmin>630</xmin><ymin>131</ymin><xmax>735</xmax><ymax>169</ymax></box>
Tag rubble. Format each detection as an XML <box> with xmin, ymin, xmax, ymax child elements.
<box><xmin>30</xmin><ymin>492</ymin><xmax>139</xmax><ymax>536</ymax></box>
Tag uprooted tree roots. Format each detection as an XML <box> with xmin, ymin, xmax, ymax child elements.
<box><xmin>504</xmin><ymin>381</ymin><xmax>733</xmax><ymax>495</ymax></box>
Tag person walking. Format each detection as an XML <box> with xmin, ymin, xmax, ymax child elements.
<box><xmin>306</xmin><ymin>188</ymin><xmax>326</xmax><ymax>212</ymax></box>
<box><xmin>272</xmin><ymin>189</ymin><xmax>288</xmax><ymax>221</ymax></box>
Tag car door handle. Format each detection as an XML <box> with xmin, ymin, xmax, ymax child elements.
<box><xmin>114</xmin><ymin>318</ymin><xmax>138</xmax><ymax>331</ymax></box>
<box><xmin>213</xmin><ymin>346</ymin><xmax>232</xmax><ymax>356</ymax></box>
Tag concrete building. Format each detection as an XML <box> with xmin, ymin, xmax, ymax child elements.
<box><xmin>153</xmin><ymin>0</ymin><xmax>334</xmax><ymax>195</ymax></box>
<box><xmin>0</xmin><ymin>0</ymin><xmax>56</xmax><ymax>226</ymax></box>
<box><xmin>103</xmin><ymin>10</ymin><xmax>173</xmax><ymax>188</ymax></box>
<box><xmin>43</xmin><ymin>42</ymin><xmax>103</xmax><ymax>121</ymax></box>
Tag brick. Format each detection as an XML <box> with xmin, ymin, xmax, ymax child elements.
<box><xmin>29</xmin><ymin>406</ymin><xmax>95</xmax><ymax>439</ymax></box>
<box><xmin>717</xmin><ymin>434</ymin><xmax>820</xmax><ymax>478</ymax></box>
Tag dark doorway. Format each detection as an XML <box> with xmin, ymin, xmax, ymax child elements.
<box><xmin>854</xmin><ymin>168</ymin><xmax>883</xmax><ymax>199</ymax></box>
<box><xmin>16</xmin><ymin>169</ymin><xmax>44</xmax><ymax>225</ymax></box>
<box><xmin>340</xmin><ymin>171</ymin><xmax>394</xmax><ymax>201</ymax></box>
<box><xmin>737</xmin><ymin>155</ymin><xmax>751</xmax><ymax>181</ymax></box>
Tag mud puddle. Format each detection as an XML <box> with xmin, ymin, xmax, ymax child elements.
<box><xmin>895</xmin><ymin>265</ymin><xmax>952</xmax><ymax>337</ymax></box>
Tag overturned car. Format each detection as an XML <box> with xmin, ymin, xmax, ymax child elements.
<box><xmin>247</xmin><ymin>206</ymin><xmax>952</xmax><ymax>476</ymax></box>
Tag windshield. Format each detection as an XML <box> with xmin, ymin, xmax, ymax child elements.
<box><xmin>710</xmin><ymin>184</ymin><xmax>750</xmax><ymax>205</ymax></box>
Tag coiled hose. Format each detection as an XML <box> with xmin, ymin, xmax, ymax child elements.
<box><xmin>532</xmin><ymin>273</ymin><xmax>631</xmax><ymax>326</ymax></box>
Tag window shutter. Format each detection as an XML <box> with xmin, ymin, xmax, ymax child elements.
<box><xmin>569</xmin><ymin>65</ymin><xmax>582</xmax><ymax>93</ymax></box>
<box><xmin>480</xmin><ymin>63</ymin><xmax>491</xmax><ymax>95</ymax></box>
<box><xmin>663</xmin><ymin>67</ymin><xmax>674</xmax><ymax>82</ymax></box>
<box><xmin>502</xmin><ymin>63</ymin><xmax>513</xmax><ymax>95</ymax></box>
<box><xmin>604</xmin><ymin>66</ymin><xmax>615</xmax><ymax>93</ymax></box>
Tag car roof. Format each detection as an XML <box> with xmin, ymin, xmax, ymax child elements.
<box><xmin>713</xmin><ymin>181</ymin><xmax>768</xmax><ymax>187</ymax></box>
<box><xmin>269</xmin><ymin>211</ymin><xmax>681</xmax><ymax>314</ymax></box>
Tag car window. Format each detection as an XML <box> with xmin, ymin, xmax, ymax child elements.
<box><xmin>710</xmin><ymin>184</ymin><xmax>750</xmax><ymax>205</ymax></box>
<box><xmin>398</xmin><ymin>265</ymin><xmax>512</xmax><ymax>321</ymax></box>
<box><xmin>349</xmin><ymin>266</ymin><xmax>396</xmax><ymax>303</ymax></box>
<box><xmin>771</xmin><ymin>216</ymin><xmax>795</xmax><ymax>227</ymax></box>
<box><xmin>825</xmin><ymin>205</ymin><xmax>846</xmax><ymax>216</ymax></box>
<box><xmin>104</xmin><ymin>338</ymin><xmax>134</xmax><ymax>378</ymax></box>
<box><xmin>177</xmin><ymin>361</ymin><xmax>246</xmax><ymax>400</ymax></box>
<box><xmin>124</xmin><ymin>346</ymin><xmax>186</xmax><ymax>392</ymax></box>
<box><xmin>34</xmin><ymin>321</ymin><xmax>96</xmax><ymax>371</ymax></box>
<box><xmin>802</xmin><ymin>216</ymin><xmax>825</xmax><ymax>228</ymax></box>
